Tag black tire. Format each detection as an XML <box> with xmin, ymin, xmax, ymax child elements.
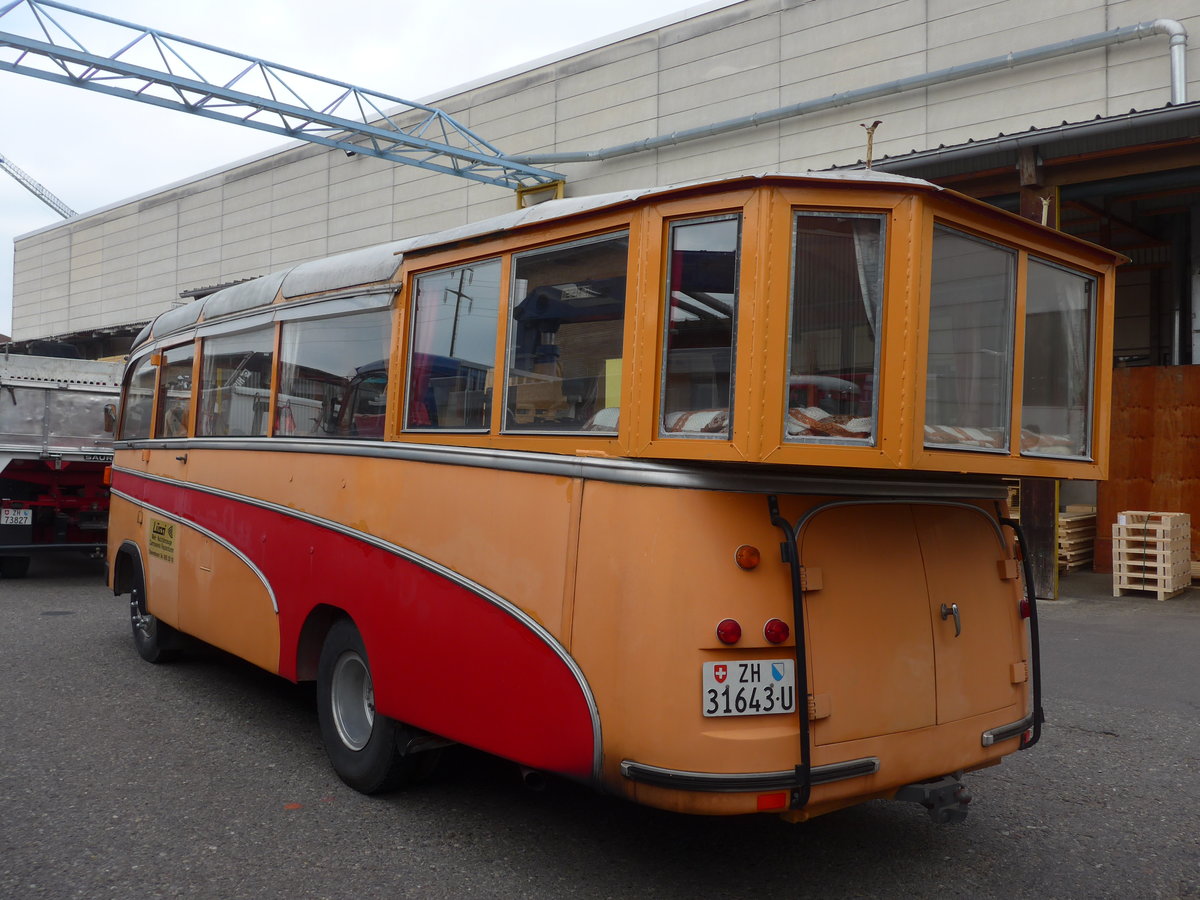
<box><xmin>0</xmin><ymin>556</ymin><xmax>31</xmax><ymax>579</ymax></box>
<box><xmin>128</xmin><ymin>559</ymin><xmax>179</xmax><ymax>664</ymax></box>
<box><xmin>316</xmin><ymin>618</ymin><xmax>428</xmax><ymax>794</ymax></box>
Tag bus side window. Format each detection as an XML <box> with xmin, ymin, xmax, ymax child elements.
<box><xmin>119</xmin><ymin>355</ymin><xmax>157</xmax><ymax>441</ymax></box>
<box><xmin>504</xmin><ymin>233</ymin><xmax>628</xmax><ymax>433</ymax></box>
<box><xmin>197</xmin><ymin>329</ymin><xmax>275</xmax><ymax>437</ymax></box>
<box><xmin>345</xmin><ymin>372</ymin><xmax>388</xmax><ymax>437</ymax></box>
<box><xmin>154</xmin><ymin>343</ymin><xmax>195</xmax><ymax>438</ymax></box>
<box><xmin>405</xmin><ymin>259</ymin><xmax>500</xmax><ymax>431</ymax></box>
<box><xmin>277</xmin><ymin>309</ymin><xmax>391</xmax><ymax>439</ymax></box>
<box><xmin>660</xmin><ymin>216</ymin><xmax>739</xmax><ymax>439</ymax></box>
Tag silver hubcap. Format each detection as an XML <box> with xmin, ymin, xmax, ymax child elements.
<box><xmin>330</xmin><ymin>651</ymin><xmax>374</xmax><ymax>752</ymax></box>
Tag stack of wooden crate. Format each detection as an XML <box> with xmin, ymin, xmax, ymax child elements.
<box><xmin>1112</xmin><ymin>511</ymin><xmax>1193</xmax><ymax>601</ymax></box>
<box><xmin>1004</xmin><ymin>479</ymin><xmax>1020</xmax><ymax>520</ymax></box>
<box><xmin>1057</xmin><ymin>508</ymin><xmax>1096</xmax><ymax>573</ymax></box>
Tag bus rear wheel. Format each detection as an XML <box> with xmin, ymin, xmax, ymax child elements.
<box><xmin>317</xmin><ymin>618</ymin><xmax>427</xmax><ymax>794</ymax></box>
<box><xmin>128</xmin><ymin>560</ymin><xmax>179</xmax><ymax>663</ymax></box>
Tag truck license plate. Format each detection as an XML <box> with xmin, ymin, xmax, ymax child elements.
<box><xmin>1</xmin><ymin>508</ymin><xmax>33</xmax><ymax>526</ymax></box>
<box><xmin>702</xmin><ymin>659</ymin><xmax>797</xmax><ymax>717</ymax></box>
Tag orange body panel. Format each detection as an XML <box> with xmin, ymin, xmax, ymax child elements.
<box><xmin>109</xmin><ymin>491</ymin><xmax>280</xmax><ymax>673</ymax></box>
<box><xmin>571</xmin><ymin>482</ymin><xmax>1028</xmax><ymax>810</ymax></box>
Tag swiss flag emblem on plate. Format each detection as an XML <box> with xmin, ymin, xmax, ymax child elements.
<box><xmin>713</xmin><ymin>664</ymin><xmax>728</xmax><ymax>684</ymax></box>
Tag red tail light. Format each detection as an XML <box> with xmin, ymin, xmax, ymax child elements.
<box><xmin>763</xmin><ymin>618</ymin><xmax>790</xmax><ymax>644</ymax></box>
<box><xmin>716</xmin><ymin>618</ymin><xmax>742</xmax><ymax>645</ymax></box>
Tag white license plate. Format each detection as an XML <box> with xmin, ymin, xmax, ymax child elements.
<box><xmin>702</xmin><ymin>659</ymin><xmax>797</xmax><ymax>717</ymax></box>
<box><xmin>1</xmin><ymin>508</ymin><xmax>33</xmax><ymax>526</ymax></box>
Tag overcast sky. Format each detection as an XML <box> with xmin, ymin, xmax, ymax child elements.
<box><xmin>0</xmin><ymin>0</ymin><xmax>727</xmax><ymax>337</ymax></box>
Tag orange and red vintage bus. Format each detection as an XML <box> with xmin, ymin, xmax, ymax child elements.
<box><xmin>107</xmin><ymin>172</ymin><xmax>1121</xmax><ymax>822</ymax></box>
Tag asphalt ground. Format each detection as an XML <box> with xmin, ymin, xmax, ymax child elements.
<box><xmin>1</xmin><ymin>558</ymin><xmax>1197</xmax><ymax>899</ymax></box>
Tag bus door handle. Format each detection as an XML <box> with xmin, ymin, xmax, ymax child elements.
<box><xmin>940</xmin><ymin>602</ymin><xmax>961</xmax><ymax>637</ymax></box>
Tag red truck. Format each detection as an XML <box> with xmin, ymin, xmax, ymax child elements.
<box><xmin>0</xmin><ymin>353</ymin><xmax>121</xmax><ymax>578</ymax></box>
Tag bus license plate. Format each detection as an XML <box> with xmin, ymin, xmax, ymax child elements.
<box><xmin>702</xmin><ymin>659</ymin><xmax>797</xmax><ymax>717</ymax></box>
<box><xmin>1</xmin><ymin>509</ymin><xmax>32</xmax><ymax>526</ymax></box>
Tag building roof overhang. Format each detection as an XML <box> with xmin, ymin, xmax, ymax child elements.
<box><xmin>839</xmin><ymin>101</ymin><xmax>1200</xmax><ymax>184</ymax></box>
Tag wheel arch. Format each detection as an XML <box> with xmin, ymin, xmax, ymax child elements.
<box><xmin>112</xmin><ymin>540</ymin><xmax>144</xmax><ymax>596</ymax></box>
<box><xmin>295</xmin><ymin>603</ymin><xmax>354</xmax><ymax>683</ymax></box>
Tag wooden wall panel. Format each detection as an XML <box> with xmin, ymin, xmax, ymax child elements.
<box><xmin>1095</xmin><ymin>366</ymin><xmax>1200</xmax><ymax>571</ymax></box>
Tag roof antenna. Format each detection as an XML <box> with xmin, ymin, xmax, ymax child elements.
<box><xmin>861</xmin><ymin>120</ymin><xmax>882</xmax><ymax>169</ymax></box>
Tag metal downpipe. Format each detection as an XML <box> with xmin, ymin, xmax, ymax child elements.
<box><xmin>513</xmin><ymin>19</ymin><xmax>1188</xmax><ymax>166</ymax></box>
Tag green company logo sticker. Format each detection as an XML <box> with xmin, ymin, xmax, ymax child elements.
<box><xmin>148</xmin><ymin>518</ymin><xmax>176</xmax><ymax>563</ymax></box>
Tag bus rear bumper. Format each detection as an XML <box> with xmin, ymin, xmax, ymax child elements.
<box><xmin>981</xmin><ymin>712</ymin><xmax>1036</xmax><ymax>747</ymax></box>
<box><xmin>619</xmin><ymin>756</ymin><xmax>880</xmax><ymax>792</ymax></box>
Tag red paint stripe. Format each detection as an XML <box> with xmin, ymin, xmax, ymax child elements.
<box><xmin>113</xmin><ymin>470</ymin><xmax>596</xmax><ymax>780</ymax></box>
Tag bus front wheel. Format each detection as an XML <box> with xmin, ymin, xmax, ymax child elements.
<box><xmin>316</xmin><ymin>619</ymin><xmax>425</xmax><ymax>794</ymax></box>
<box><xmin>128</xmin><ymin>560</ymin><xmax>179</xmax><ymax>664</ymax></box>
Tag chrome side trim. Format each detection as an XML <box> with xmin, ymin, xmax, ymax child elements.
<box><xmin>110</xmin><ymin>439</ymin><xmax>1009</xmax><ymax>500</ymax></box>
<box><xmin>110</xmin><ymin>487</ymin><xmax>279</xmax><ymax>614</ymax></box>
<box><xmin>110</xmin><ymin>468</ymin><xmax>604</xmax><ymax>782</ymax></box>
<box><xmin>982</xmin><ymin>713</ymin><xmax>1035</xmax><ymax>747</ymax></box>
<box><xmin>619</xmin><ymin>757</ymin><xmax>880</xmax><ymax>792</ymax></box>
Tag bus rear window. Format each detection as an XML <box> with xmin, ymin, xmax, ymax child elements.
<box><xmin>785</xmin><ymin>212</ymin><xmax>884</xmax><ymax>445</ymax></box>
<box><xmin>197</xmin><ymin>329</ymin><xmax>274</xmax><ymax>437</ymax></box>
<box><xmin>505</xmin><ymin>234</ymin><xmax>628</xmax><ymax>433</ymax></box>
<box><xmin>278</xmin><ymin>310</ymin><xmax>391</xmax><ymax>439</ymax></box>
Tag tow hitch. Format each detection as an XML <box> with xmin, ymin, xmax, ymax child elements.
<box><xmin>895</xmin><ymin>775</ymin><xmax>972</xmax><ymax>823</ymax></box>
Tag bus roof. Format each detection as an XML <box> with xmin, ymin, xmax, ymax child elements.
<box><xmin>133</xmin><ymin>170</ymin><xmax>938</xmax><ymax>351</ymax></box>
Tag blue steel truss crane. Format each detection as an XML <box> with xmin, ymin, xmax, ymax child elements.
<box><xmin>0</xmin><ymin>0</ymin><xmax>565</xmax><ymax>193</ymax></box>
<box><xmin>0</xmin><ymin>148</ymin><xmax>75</xmax><ymax>217</ymax></box>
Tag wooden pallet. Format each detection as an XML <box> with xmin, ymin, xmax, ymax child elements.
<box><xmin>1057</xmin><ymin>511</ymin><xmax>1095</xmax><ymax>573</ymax></box>
<box><xmin>1112</xmin><ymin>511</ymin><xmax>1192</xmax><ymax>600</ymax></box>
<box><xmin>1113</xmin><ymin>510</ymin><xmax>1191</xmax><ymax>540</ymax></box>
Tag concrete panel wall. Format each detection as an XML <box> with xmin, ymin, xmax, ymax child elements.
<box><xmin>12</xmin><ymin>0</ymin><xmax>1199</xmax><ymax>340</ymax></box>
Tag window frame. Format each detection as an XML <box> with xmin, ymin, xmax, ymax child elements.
<box><xmin>782</xmin><ymin>209</ymin><xmax>887</xmax><ymax>448</ymax></box>
<box><xmin>922</xmin><ymin>224</ymin><xmax>1018</xmax><ymax>455</ymax></box>
<box><xmin>657</xmin><ymin>212</ymin><xmax>742</xmax><ymax>441</ymax></box>
<box><xmin>402</xmin><ymin>256</ymin><xmax>503</xmax><ymax>434</ymax></box>
<box><xmin>276</xmin><ymin>307</ymin><xmax>393</xmax><ymax>441</ymax></box>
<box><xmin>195</xmin><ymin>325</ymin><xmax>277</xmax><ymax>439</ymax></box>
<box><xmin>500</xmin><ymin>230</ymin><xmax>631</xmax><ymax>437</ymax></box>
<box><xmin>1019</xmin><ymin>255</ymin><xmax>1097</xmax><ymax>461</ymax></box>
<box><xmin>153</xmin><ymin>342</ymin><xmax>198</xmax><ymax>439</ymax></box>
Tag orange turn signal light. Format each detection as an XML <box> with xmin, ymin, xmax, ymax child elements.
<box><xmin>734</xmin><ymin>544</ymin><xmax>760</xmax><ymax>570</ymax></box>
